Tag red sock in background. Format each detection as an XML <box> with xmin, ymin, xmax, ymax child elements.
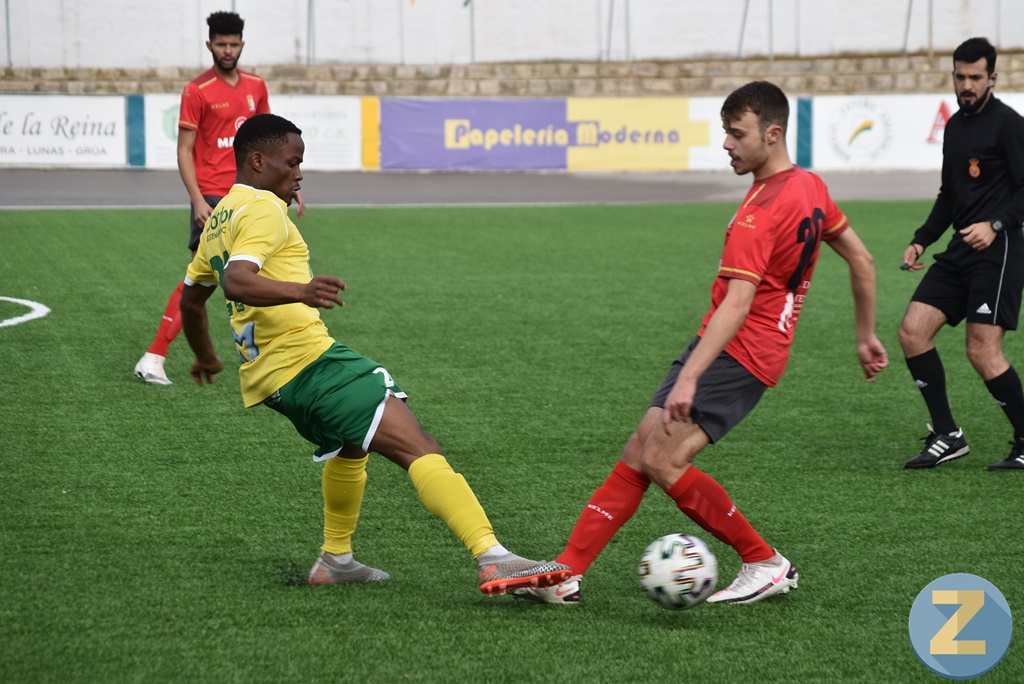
<box><xmin>147</xmin><ymin>281</ymin><xmax>184</xmax><ymax>357</ymax></box>
<box><xmin>667</xmin><ymin>466</ymin><xmax>773</xmax><ymax>563</ymax></box>
<box><xmin>556</xmin><ymin>461</ymin><xmax>650</xmax><ymax>575</ymax></box>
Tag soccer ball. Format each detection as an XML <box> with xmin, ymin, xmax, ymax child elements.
<box><xmin>638</xmin><ymin>533</ymin><xmax>718</xmax><ymax>610</ymax></box>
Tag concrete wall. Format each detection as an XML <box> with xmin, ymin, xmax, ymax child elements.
<box><xmin>5</xmin><ymin>52</ymin><xmax>1024</xmax><ymax>98</ymax></box>
<box><xmin>2</xmin><ymin>0</ymin><xmax>1023</xmax><ymax>68</ymax></box>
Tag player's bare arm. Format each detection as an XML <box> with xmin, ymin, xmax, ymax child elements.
<box><xmin>177</xmin><ymin>128</ymin><xmax>214</xmax><ymax>228</ymax></box>
<box><xmin>662</xmin><ymin>278</ymin><xmax>756</xmax><ymax>430</ymax></box>
<box><xmin>827</xmin><ymin>228</ymin><xmax>889</xmax><ymax>381</ymax></box>
<box><xmin>959</xmin><ymin>221</ymin><xmax>998</xmax><ymax>250</ymax></box>
<box><xmin>179</xmin><ymin>281</ymin><xmax>224</xmax><ymax>385</ymax></box>
<box><xmin>222</xmin><ymin>260</ymin><xmax>346</xmax><ymax>309</ymax></box>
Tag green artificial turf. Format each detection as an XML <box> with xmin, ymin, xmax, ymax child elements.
<box><xmin>1</xmin><ymin>201</ymin><xmax>1020</xmax><ymax>683</ymax></box>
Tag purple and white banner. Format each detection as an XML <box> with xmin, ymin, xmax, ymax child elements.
<box><xmin>379</xmin><ymin>97</ymin><xmax>730</xmax><ymax>171</ymax></box>
<box><xmin>381</xmin><ymin>98</ymin><xmax>573</xmax><ymax>170</ymax></box>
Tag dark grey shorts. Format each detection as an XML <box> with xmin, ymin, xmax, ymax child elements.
<box><xmin>188</xmin><ymin>194</ymin><xmax>224</xmax><ymax>252</ymax></box>
<box><xmin>651</xmin><ymin>336</ymin><xmax>769</xmax><ymax>444</ymax></box>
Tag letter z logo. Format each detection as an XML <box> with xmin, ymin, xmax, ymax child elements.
<box><xmin>929</xmin><ymin>590</ymin><xmax>985</xmax><ymax>655</ymax></box>
<box><xmin>908</xmin><ymin>574</ymin><xmax>1012</xmax><ymax>679</ymax></box>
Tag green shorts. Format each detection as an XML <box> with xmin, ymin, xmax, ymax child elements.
<box><xmin>263</xmin><ymin>343</ymin><xmax>407</xmax><ymax>460</ymax></box>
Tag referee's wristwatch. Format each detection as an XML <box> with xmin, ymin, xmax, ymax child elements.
<box><xmin>990</xmin><ymin>219</ymin><xmax>1005</xmax><ymax>233</ymax></box>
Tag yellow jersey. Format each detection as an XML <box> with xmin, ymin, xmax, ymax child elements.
<box><xmin>185</xmin><ymin>184</ymin><xmax>334</xmax><ymax>407</ymax></box>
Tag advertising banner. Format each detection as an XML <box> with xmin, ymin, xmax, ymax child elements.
<box><xmin>143</xmin><ymin>94</ymin><xmax>362</xmax><ymax>171</ymax></box>
<box><xmin>381</xmin><ymin>98</ymin><xmax>570</xmax><ymax>170</ymax></box>
<box><xmin>143</xmin><ymin>94</ymin><xmax>181</xmax><ymax>169</ymax></box>
<box><xmin>566</xmin><ymin>98</ymin><xmax>711</xmax><ymax>171</ymax></box>
<box><xmin>379</xmin><ymin>97</ymin><xmax>796</xmax><ymax>172</ymax></box>
<box><xmin>271</xmin><ymin>95</ymin><xmax>363</xmax><ymax>171</ymax></box>
<box><xmin>0</xmin><ymin>95</ymin><xmax>127</xmax><ymax>166</ymax></box>
<box><xmin>811</xmin><ymin>94</ymin><xmax>956</xmax><ymax>171</ymax></box>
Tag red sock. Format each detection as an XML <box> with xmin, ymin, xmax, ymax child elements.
<box><xmin>147</xmin><ymin>281</ymin><xmax>184</xmax><ymax>357</ymax></box>
<box><xmin>666</xmin><ymin>467</ymin><xmax>773</xmax><ymax>563</ymax></box>
<box><xmin>555</xmin><ymin>461</ymin><xmax>650</xmax><ymax>575</ymax></box>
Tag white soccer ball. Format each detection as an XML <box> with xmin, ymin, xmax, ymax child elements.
<box><xmin>638</xmin><ymin>533</ymin><xmax>718</xmax><ymax>610</ymax></box>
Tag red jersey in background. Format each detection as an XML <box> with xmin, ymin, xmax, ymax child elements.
<box><xmin>178</xmin><ymin>68</ymin><xmax>270</xmax><ymax>196</ymax></box>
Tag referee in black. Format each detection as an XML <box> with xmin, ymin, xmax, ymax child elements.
<box><xmin>899</xmin><ymin>37</ymin><xmax>1024</xmax><ymax>471</ymax></box>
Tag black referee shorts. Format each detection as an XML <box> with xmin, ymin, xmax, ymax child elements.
<box><xmin>912</xmin><ymin>237</ymin><xmax>1024</xmax><ymax>330</ymax></box>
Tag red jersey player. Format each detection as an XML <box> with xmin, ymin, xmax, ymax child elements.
<box><xmin>177</xmin><ymin>56</ymin><xmax>269</xmax><ymax>214</ymax></box>
<box><xmin>134</xmin><ymin>11</ymin><xmax>302</xmax><ymax>385</ymax></box>
<box><xmin>516</xmin><ymin>81</ymin><xmax>889</xmax><ymax>606</ymax></box>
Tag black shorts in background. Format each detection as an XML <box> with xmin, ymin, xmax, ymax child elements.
<box><xmin>187</xmin><ymin>194</ymin><xmax>225</xmax><ymax>252</ymax></box>
<box><xmin>912</xmin><ymin>233</ymin><xmax>1024</xmax><ymax>330</ymax></box>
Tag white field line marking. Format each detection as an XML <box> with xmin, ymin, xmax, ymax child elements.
<box><xmin>0</xmin><ymin>296</ymin><xmax>51</xmax><ymax>328</ymax></box>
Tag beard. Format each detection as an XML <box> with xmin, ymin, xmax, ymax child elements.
<box><xmin>958</xmin><ymin>85</ymin><xmax>992</xmax><ymax>114</ymax></box>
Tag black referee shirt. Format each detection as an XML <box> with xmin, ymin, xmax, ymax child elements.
<box><xmin>913</xmin><ymin>95</ymin><xmax>1024</xmax><ymax>252</ymax></box>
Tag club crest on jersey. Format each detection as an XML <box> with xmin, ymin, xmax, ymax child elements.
<box><xmin>969</xmin><ymin>158</ymin><xmax>981</xmax><ymax>178</ymax></box>
<box><xmin>247</xmin><ymin>94</ymin><xmax>256</xmax><ymax>112</ymax></box>
<box><xmin>736</xmin><ymin>213</ymin><xmax>757</xmax><ymax>230</ymax></box>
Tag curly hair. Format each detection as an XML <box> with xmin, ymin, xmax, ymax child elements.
<box><xmin>207</xmin><ymin>11</ymin><xmax>245</xmax><ymax>40</ymax></box>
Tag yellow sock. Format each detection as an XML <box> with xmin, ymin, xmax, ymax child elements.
<box><xmin>321</xmin><ymin>455</ymin><xmax>368</xmax><ymax>555</ymax></box>
<box><xmin>408</xmin><ymin>453</ymin><xmax>498</xmax><ymax>558</ymax></box>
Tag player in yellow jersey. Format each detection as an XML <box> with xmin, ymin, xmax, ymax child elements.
<box><xmin>179</xmin><ymin>113</ymin><xmax>571</xmax><ymax>595</ymax></box>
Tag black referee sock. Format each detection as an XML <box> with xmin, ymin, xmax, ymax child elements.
<box><xmin>906</xmin><ymin>348</ymin><xmax>958</xmax><ymax>435</ymax></box>
<box><xmin>984</xmin><ymin>366</ymin><xmax>1024</xmax><ymax>441</ymax></box>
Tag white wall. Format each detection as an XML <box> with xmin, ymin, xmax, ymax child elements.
<box><xmin>3</xmin><ymin>0</ymin><xmax>1022</xmax><ymax>69</ymax></box>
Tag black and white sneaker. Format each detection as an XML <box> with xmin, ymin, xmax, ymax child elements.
<box><xmin>988</xmin><ymin>439</ymin><xmax>1024</xmax><ymax>471</ymax></box>
<box><xmin>904</xmin><ymin>424</ymin><xmax>970</xmax><ymax>469</ymax></box>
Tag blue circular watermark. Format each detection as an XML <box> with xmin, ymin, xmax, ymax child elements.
<box><xmin>909</xmin><ymin>573</ymin><xmax>1013</xmax><ymax>679</ymax></box>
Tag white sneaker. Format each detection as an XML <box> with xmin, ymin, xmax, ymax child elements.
<box><xmin>134</xmin><ymin>352</ymin><xmax>172</xmax><ymax>385</ymax></box>
<box><xmin>512</xmin><ymin>574</ymin><xmax>582</xmax><ymax>604</ymax></box>
<box><xmin>707</xmin><ymin>551</ymin><xmax>798</xmax><ymax>605</ymax></box>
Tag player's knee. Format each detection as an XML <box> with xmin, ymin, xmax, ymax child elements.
<box><xmin>638</xmin><ymin>449</ymin><xmax>676</xmax><ymax>489</ymax></box>
<box><xmin>417</xmin><ymin>430</ymin><xmax>441</xmax><ymax>455</ymax></box>
<box><xmin>620</xmin><ymin>431</ymin><xmax>644</xmax><ymax>466</ymax></box>
<box><xmin>897</xmin><ymin>320</ymin><xmax>918</xmax><ymax>351</ymax></box>
<box><xmin>965</xmin><ymin>340</ymin><xmax>1002</xmax><ymax>373</ymax></box>
<box><xmin>371</xmin><ymin>428</ymin><xmax>441</xmax><ymax>469</ymax></box>
<box><xmin>398</xmin><ymin>430</ymin><xmax>440</xmax><ymax>460</ymax></box>
<box><xmin>898</xmin><ymin>319</ymin><xmax>935</xmax><ymax>356</ymax></box>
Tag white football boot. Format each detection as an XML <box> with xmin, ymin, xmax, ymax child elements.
<box><xmin>512</xmin><ymin>574</ymin><xmax>582</xmax><ymax>604</ymax></box>
<box><xmin>707</xmin><ymin>551</ymin><xmax>798</xmax><ymax>604</ymax></box>
<box><xmin>134</xmin><ymin>352</ymin><xmax>172</xmax><ymax>385</ymax></box>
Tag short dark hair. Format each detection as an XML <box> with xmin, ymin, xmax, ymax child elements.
<box><xmin>234</xmin><ymin>114</ymin><xmax>303</xmax><ymax>168</ymax></box>
<box><xmin>207</xmin><ymin>11</ymin><xmax>244</xmax><ymax>40</ymax></box>
<box><xmin>721</xmin><ymin>80</ymin><xmax>789</xmax><ymax>137</ymax></box>
<box><xmin>953</xmin><ymin>37</ymin><xmax>997</xmax><ymax>75</ymax></box>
